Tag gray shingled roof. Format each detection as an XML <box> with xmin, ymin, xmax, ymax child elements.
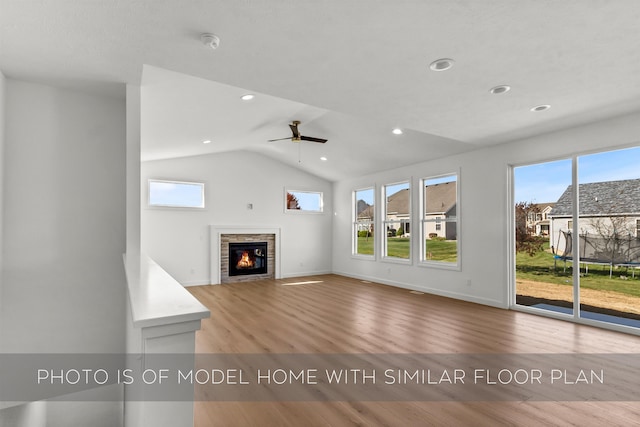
<box><xmin>386</xmin><ymin>188</ymin><xmax>410</xmax><ymax>214</ymax></box>
<box><xmin>425</xmin><ymin>181</ymin><xmax>457</xmax><ymax>214</ymax></box>
<box><xmin>550</xmin><ymin>178</ymin><xmax>640</xmax><ymax>216</ymax></box>
<box><xmin>383</xmin><ymin>182</ymin><xmax>457</xmax><ymax>215</ymax></box>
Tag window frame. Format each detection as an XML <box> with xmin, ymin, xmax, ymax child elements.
<box><xmin>382</xmin><ymin>180</ymin><xmax>412</xmax><ymax>263</ymax></box>
<box><xmin>419</xmin><ymin>172</ymin><xmax>461</xmax><ymax>270</ymax></box>
<box><xmin>510</xmin><ymin>145</ymin><xmax>640</xmax><ymax>334</ymax></box>
<box><xmin>352</xmin><ymin>187</ymin><xmax>376</xmax><ymax>258</ymax></box>
<box><xmin>147</xmin><ymin>179</ymin><xmax>206</xmax><ymax>209</ymax></box>
<box><xmin>284</xmin><ymin>189</ymin><xmax>324</xmax><ymax>213</ymax></box>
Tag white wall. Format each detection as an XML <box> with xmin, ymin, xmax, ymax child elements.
<box><xmin>332</xmin><ymin>112</ymin><xmax>640</xmax><ymax>308</ymax></box>
<box><xmin>1</xmin><ymin>79</ymin><xmax>127</xmax><ymax>353</ymax></box>
<box><xmin>0</xmin><ymin>71</ymin><xmax>5</xmax><ymax>351</ymax></box>
<box><xmin>141</xmin><ymin>151</ymin><xmax>333</xmax><ymax>285</ymax></box>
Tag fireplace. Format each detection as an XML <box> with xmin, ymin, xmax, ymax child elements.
<box><xmin>214</xmin><ymin>229</ymin><xmax>278</xmax><ymax>284</ymax></box>
<box><xmin>228</xmin><ymin>242</ymin><xmax>268</xmax><ymax>277</ymax></box>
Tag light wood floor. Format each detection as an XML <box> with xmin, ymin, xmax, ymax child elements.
<box><xmin>188</xmin><ymin>274</ymin><xmax>640</xmax><ymax>426</ymax></box>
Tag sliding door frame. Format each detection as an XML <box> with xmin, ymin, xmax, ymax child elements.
<box><xmin>509</xmin><ymin>151</ymin><xmax>640</xmax><ymax>336</ymax></box>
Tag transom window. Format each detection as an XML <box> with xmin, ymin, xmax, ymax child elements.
<box><xmin>285</xmin><ymin>190</ymin><xmax>323</xmax><ymax>213</ymax></box>
<box><xmin>148</xmin><ymin>179</ymin><xmax>205</xmax><ymax>208</ymax></box>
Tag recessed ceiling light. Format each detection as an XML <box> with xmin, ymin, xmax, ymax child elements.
<box><xmin>200</xmin><ymin>33</ymin><xmax>220</xmax><ymax>50</ymax></box>
<box><xmin>320</xmin><ymin>156</ymin><xmax>328</xmax><ymax>161</ymax></box>
<box><xmin>392</xmin><ymin>128</ymin><xmax>403</xmax><ymax>135</ymax></box>
<box><xmin>241</xmin><ymin>94</ymin><xmax>255</xmax><ymax>101</ymax></box>
<box><xmin>531</xmin><ymin>104</ymin><xmax>551</xmax><ymax>112</ymax></box>
<box><xmin>429</xmin><ymin>58</ymin><xmax>454</xmax><ymax>71</ymax></box>
<box><xmin>490</xmin><ymin>85</ymin><xmax>511</xmax><ymax>94</ymax></box>
<box><xmin>202</xmin><ymin>140</ymin><xmax>212</xmax><ymax>144</ymax></box>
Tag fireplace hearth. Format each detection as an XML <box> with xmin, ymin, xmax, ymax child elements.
<box><xmin>228</xmin><ymin>242</ymin><xmax>268</xmax><ymax>277</ymax></box>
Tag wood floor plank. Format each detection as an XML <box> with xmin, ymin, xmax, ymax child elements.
<box><xmin>188</xmin><ymin>274</ymin><xmax>640</xmax><ymax>426</ymax></box>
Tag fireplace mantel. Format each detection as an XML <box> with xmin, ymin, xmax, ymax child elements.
<box><xmin>210</xmin><ymin>226</ymin><xmax>281</xmax><ymax>284</ymax></box>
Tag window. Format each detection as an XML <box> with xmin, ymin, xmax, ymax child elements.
<box><xmin>514</xmin><ymin>158</ymin><xmax>572</xmax><ymax>315</ymax></box>
<box><xmin>353</xmin><ymin>188</ymin><xmax>375</xmax><ymax>256</ymax></box>
<box><xmin>513</xmin><ymin>146</ymin><xmax>640</xmax><ymax>331</ymax></box>
<box><xmin>148</xmin><ymin>179</ymin><xmax>205</xmax><ymax>208</ymax></box>
<box><xmin>285</xmin><ymin>190</ymin><xmax>323</xmax><ymax>212</ymax></box>
<box><xmin>421</xmin><ymin>174</ymin><xmax>459</xmax><ymax>266</ymax></box>
<box><xmin>383</xmin><ymin>181</ymin><xmax>411</xmax><ymax>259</ymax></box>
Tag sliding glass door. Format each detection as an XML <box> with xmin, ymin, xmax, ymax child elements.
<box><xmin>514</xmin><ymin>159</ymin><xmax>573</xmax><ymax>314</ymax></box>
<box><xmin>576</xmin><ymin>149</ymin><xmax>640</xmax><ymax>327</ymax></box>
<box><xmin>513</xmin><ymin>146</ymin><xmax>640</xmax><ymax>329</ymax></box>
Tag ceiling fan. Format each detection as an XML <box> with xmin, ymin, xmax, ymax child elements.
<box><xmin>268</xmin><ymin>120</ymin><xmax>327</xmax><ymax>144</ymax></box>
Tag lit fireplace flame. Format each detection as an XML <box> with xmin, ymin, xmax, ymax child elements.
<box><xmin>237</xmin><ymin>251</ymin><xmax>254</xmax><ymax>268</ymax></box>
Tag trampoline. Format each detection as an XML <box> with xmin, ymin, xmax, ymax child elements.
<box><xmin>553</xmin><ymin>230</ymin><xmax>640</xmax><ymax>278</ymax></box>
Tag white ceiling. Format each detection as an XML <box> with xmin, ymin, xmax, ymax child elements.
<box><xmin>3</xmin><ymin>1</ymin><xmax>640</xmax><ymax>181</ymax></box>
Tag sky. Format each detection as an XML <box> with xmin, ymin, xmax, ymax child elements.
<box><xmin>356</xmin><ymin>188</ymin><xmax>375</xmax><ymax>205</ymax></box>
<box><xmin>514</xmin><ymin>146</ymin><xmax>640</xmax><ymax>203</ymax></box>
<box><xmin>289</xmin><ymin>191</ymin><xmax>323</xmax><ymax>211</ymax></box>
<box><xmin>149</xmin><ymin>180</ymin><xmax>205</xmax><ymax>207</ymax></box>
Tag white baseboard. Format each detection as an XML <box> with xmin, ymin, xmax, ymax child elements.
<box><xmin>180</xmin><ymin>279</ymin><xmax>211</xmax><ymax>287</ymax></box>
<box><xmin>332</xmin><ymin>270</ymin><xmax>506</xmax><ymax>309</ymax></box>
<box><xmin>281</xmin><ymin>270</ymin><xmax>333</xmax><ymax>279</ymax></box>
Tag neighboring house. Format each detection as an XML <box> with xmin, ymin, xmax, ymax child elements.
<box><xmin>382</xmin><ymin>182</ymin><xmax>458</xmax><ymax>239</ymax></box>
<box><xmin>549</xmin><ymin>178</ymin><xmax>640</xmax><ymax>262</ymax></box>
<box><xmin>386</xmin><ymin>188</ymin><xmax>411</xmax><ymax>235</ymax></box>
<box><xmin>526</xmin><ymin>203</ymin><xmax>555</xmax><ymax>236</ymax></box>
<box><xmin>356</xmin><ymin>202</ymin><xmax>374</xmax><ymax>233</ymax></box>
<box><xmin>424</xmin><ymin>181</ymin><xmax>457</xmax><ymax>240</ymax></box>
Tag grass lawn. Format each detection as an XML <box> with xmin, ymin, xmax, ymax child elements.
<box><xmin>516</xmin><ymin>241</ymin><xmax>640</xmax><ymax>298</ymax></box>
<box><xmin>357</xmin><ymin>237</ymin><xmax>640</xmax><ymax>298</ymax></box>
<box><xmin>356</xmin><ymin>237</ymin><xmax>457</xmax><ymax>262</ymax></box>
<box><xmin>425</xmin><ymin>239</ymin><xmax>457</xmax><ymax>263</ymax></box>
<box><xmin>356</xmin><ymin>236</ymin><xmax>374</xmax><ymax>255</ymax></box>
<box><xmin>386</xmin><ymin>237</ymin><xmax>411</xmax><ymax>258</ymax></box>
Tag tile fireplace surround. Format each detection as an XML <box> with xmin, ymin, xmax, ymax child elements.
<box><xmin>210</xmin><ymin>226</ymin><xmax>281</xmax><ymax>284</ymax></box>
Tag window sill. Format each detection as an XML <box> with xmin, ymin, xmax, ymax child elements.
<box><xmin>381</xmin><ymin>256</ymin><xmax>412</xmax><ymax>266</ymax></box>
<box><xmin>351</xmin><ymin>254</ymin><xmax>376</xmax><ymax>261</ymax></box>
<box><xmin>417</xmin><ymin>260</ymin><xmax>461</xmax><ymax>271</ymax></box>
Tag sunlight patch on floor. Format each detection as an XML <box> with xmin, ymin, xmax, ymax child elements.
<box><xmin>281</xmin><ymin>280</ymin><xmax>325</xmax><ymax>286</ymax></box>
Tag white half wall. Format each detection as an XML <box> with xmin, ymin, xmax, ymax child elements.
<box><xmin>332</xmin><ymin>111</ymin><xmax>640</xmax><ymax>308</ymax></box>
<box><xmin>1</xmin><ymin>79</ymin><xmax>127</xmax><ymax>353</ymax></box>
<box><xmin>141</xmin><ymin>151</ymin><xmax>333</xmax><ymax>285</ymax></box>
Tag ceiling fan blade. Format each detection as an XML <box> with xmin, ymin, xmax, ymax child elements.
<box><xmin>289</xmin><ymin>123</ymin><xmax>300</xmax><ymax>138</ymax></box>
<box><xmin>300</xmin><ymin>135</ymin><xmax>327</xmax><ymax>143</ymax></box>
<box><xmin>267</xmin><ymin>137</ymin><xmax>292</xmax><ymax>142</ymax></box>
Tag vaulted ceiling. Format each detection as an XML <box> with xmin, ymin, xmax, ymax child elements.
<box><xmin>3</xmin><ymin>1</ymin><xmax>640</xmax><ymax>181</ymax></box>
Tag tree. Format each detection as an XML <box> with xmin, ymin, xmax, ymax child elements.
<box><xmin>515</xmin><ymin>201</ymin><xmax>545</xmax><ymax>256</ymax></box>
<box><xmin>587</xmin><ymin>215</ymin><xmax>635</xmax><ymax>264</ymax></box>
<box><xmin>287</xmin><ymin>192</ymin><xmax>300</xmax><ymax>210</ymax></box>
